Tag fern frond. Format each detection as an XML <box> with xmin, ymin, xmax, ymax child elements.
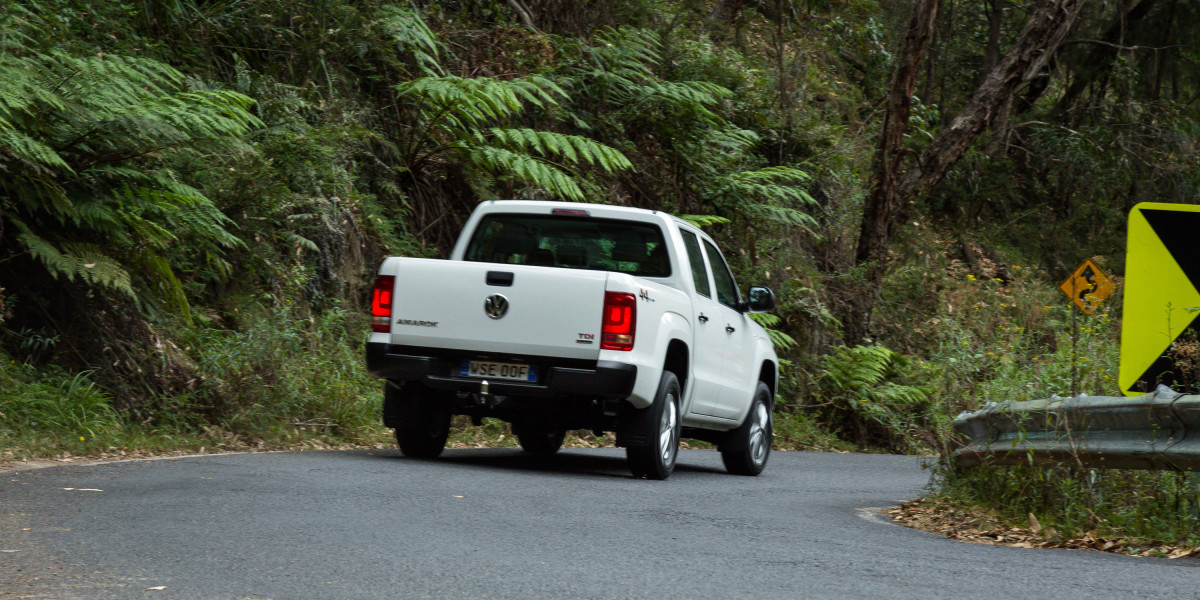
<box><xmin>467</xmin><ymin>146</ymin><xmax>585</xmax><ymax>201</ymax></box>
<box><xmin>678</xmin><ymin>214</ymin><xmax>732</xmax><ymax>228</ymax></box>
<box><xmin>376</xmin><ymin>3</ymin><xmax>444</xmax><ymax>76</ymax></box>
<box><xmin>397</xmin><ymin>75</ymin><xmax>566</xmax><ymax>132</ymax></box>
<box><xmin>821</xmin><ymin>345</ymin><xmax>898</xmax><ymax>392</ymax></box>
<box><xmin>742</xmin><ymin>203</ymin><xmax>818</xmax><ymax>229</ymax></box>
<box><xmin>0</xmin><ymin>128</ymin><xmax>71</xmax><ymax>171</ymax></box>
<box><xmin>591</xmin><ymin>27</ymin><xmax>661</xmax><ymax>81</ymax></box>
<box><xmin>751</xmin><ymin>310</ymin><xmax>798</xmax><ymax>352</ymax></box>
<box><xmin>282</xmin><ymin>231</ymin><xmax>320</xmax><ymax>252</ymax></box>
<box><xmin>0</xmin><ymin>22</ymin><xmax>252</xmax><ymax>312</ymax></box>
<box><xmin>487</xmin><ymin>128</ymin><xmax>632</xmax><ymax>173</ymax></box>
<box><xmin>15</xmin><ymin>226</ymin><xmax>134</xmax><ymax>297</ymax></box>
<box><xmin>766</xmin><ymin>328</ymin><xmax>799</xmax><ymax>351</ymax></box>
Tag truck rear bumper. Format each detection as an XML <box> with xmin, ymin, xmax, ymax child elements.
<box><xmin>366</xmin><ymin>342</ymin><xmax>637</xmax><ymax>399</ymax></box>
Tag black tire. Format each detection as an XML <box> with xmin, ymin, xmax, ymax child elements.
<box><xmin>720</xmin><ymin>382</ymin><xmax>773</xmax><ymax>476</ymax></box>
<box><xmin>513</xmin><ymin>423</ymin><xmax>566</xmax><ymax>455</ymax></box>
<box><xmin>626</xmin><ymin>371</ymin><xmax>682</xmax><ymax>480</ymax></box>
<box><xmin>386</xmin><ymin>383</ymin><xmax>451</xmax><ymax>459</ymax></box>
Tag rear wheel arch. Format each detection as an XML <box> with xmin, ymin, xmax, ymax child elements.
<box><xmin>663</xmin><ymin>339</ymin><xmax>689</xmax><ymax>395</ymax></box>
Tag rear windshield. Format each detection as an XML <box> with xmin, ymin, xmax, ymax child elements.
<box><xmin>464</xmin><ymin>213</ymin><xmax>671</xmax><ymax>278</ymax></box>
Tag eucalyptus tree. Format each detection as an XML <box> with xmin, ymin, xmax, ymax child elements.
<box><xmin>848</xmin><ymin>0</ymin><xmax>1086</xmax><ymax>344</ymax></box>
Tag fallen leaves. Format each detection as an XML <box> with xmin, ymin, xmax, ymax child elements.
<box><xmin>888</xmin><ymin>498</ymin><xmax>1200</xmax><ymax>559</ymax></box>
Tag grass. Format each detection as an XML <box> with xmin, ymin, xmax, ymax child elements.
<box><xmin>874</xmin><ymin>243</ymin><xmax>1200</xmax><ymax>554</ymax></box>
<box><xmin>0</xmin><ymin>301</ymin><xmax>394</xmax><ymax>463</ymax></box>
<box><xmin>0</xmin><ymin>296</ymin><xmax>847</xmax><ymax>466</ymax></box>
<box><xmin>923</xmin><ymin>464</ymin><xmax>1200</xmax><ymax>556</ymax></box>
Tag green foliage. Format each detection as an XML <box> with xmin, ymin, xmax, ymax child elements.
<box><xmin>395</xmin><ymin>73</ymin><xmax>632</xmax><ymax>202</ymax></box>
<box><xmin>750</xmin><ymin>311</ymin><xmax>799</xmax><ymax>351</ymax></box>
<box><xmin>183</xmin><ymin>302</ymin><xmax>382</xmax><ymax>441</ymax></box>
<box><xmin>709</xmin><ymin>165</ymin><xmax>819</xmax><ymax>230</ymax></box>
<box><xmin>0</xmin><ymin>8</ymin><xmax>260</xmax><ymax>318</ymax></box>
<box><xmin>936</xmin><ymin>465</ymin><xmax>1200</xmax><ymax>551</ymax></box>
<box><xmin>678</xmin><ymin>214</ymin><xmax>732</xmax><ymax>228</ymax></box>
<box><xmin>814</xmin><ymin>344</ymin><xmax>932</xmax><ymax>452</ymax></box>
<box><xmin>561</xmin><ymin>25</ymin><xmax>820</xmax><ymax>243</ymax></box>
<box><xmin>376</xmin><ymin>3</ymin><xmax>445</xmax><ymax>77</ymax></box>
<box><xmin>0</xmin><ymin>365</ymin><xmax>120</xmax><ymax>439</ymax></box>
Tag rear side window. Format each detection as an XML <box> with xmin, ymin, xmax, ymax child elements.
<box><xmin>703</xmin><ymin>239</ymin><xmax>739</xmax><ymax>308</ymax></box>
<box><xmin>680</xmin><ymin>230</ymin><xmax>710</xmax><ymax>298</ymax></box>
<box><xmin>464</xmin><ymin>214</ymin><xmax>671</xmax><ymax>277</ymax></box>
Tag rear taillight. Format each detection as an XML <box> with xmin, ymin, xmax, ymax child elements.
<box><xmin>601</xmin><ymin>292</ymin><xmax>637</xmax><ymax>351</ymax></box>
<box><xmin>371</xmin><ymin>275</ymin><xmax>395</xmax><ymax>333</ymax></box>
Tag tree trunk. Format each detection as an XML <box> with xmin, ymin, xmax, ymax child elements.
<box><xmin>1050</xmin><ymin>0</ymin><xmax>1156</xmax><ymax>118</ymax></box>
<box><xmin>847</xmin><ymin>0</ymin><xmax>939</xmax><ymax>344</ymax></box>
<box><xmin>506</xmin><ymin>0</ymin><xmax>536</xmax><ymax>30</ymax></box>
<box><xmin>710</xmin><ymin>0</ymin><xmax>746</xmax><ymax>24</ymax></box>
<box><xmin>985</xmin><ymin>0</ymin><xmax>1003</xmax><ymax>72</ymax></box>
<box><xmin>774</xmin><ymin>0</ymin><xmax>793</xmax><ymax>161</ymax></box>
<box><xmin>846</xmin><ymin>0</ymin><xmax>1085</xmax><ymax>345</ymax></box>
<box><xmin>899</xmin><ymin>0</ymin><xmax>1084</xmax><ymax>198</ymax></box>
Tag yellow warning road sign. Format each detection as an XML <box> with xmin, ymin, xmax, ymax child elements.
<box><xmin>1119</xmin><ymin>202</ymin><xmax>1200</xmax><ymax>395</ymax></box>
<box><xmin>1059</xmin><ymin>258</ymin><xmax>1115</xmax><ymax>315</ymax></box>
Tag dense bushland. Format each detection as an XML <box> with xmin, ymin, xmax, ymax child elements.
<box><xmin>2</xmin><ymin>0</ymin><xmax>1198</xmax><ymax>551</ymax></box>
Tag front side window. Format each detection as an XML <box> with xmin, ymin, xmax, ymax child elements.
<box><xmin>703</xmin><ymin>239</ymin><xmax>739</xmax><ymax>309</ymax></box>
<box><xmin>464</xmin><ymin>214</ymin><xmax>671</xmax><ymax>278</ymax></box>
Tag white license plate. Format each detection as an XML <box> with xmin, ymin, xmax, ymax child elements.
<box><xmin>459</xmin><ymin>360</ymin><xmax>538</xmax><ymax>382</ymax></box>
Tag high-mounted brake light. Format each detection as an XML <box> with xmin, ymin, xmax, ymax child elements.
<box><xmin>601</xmin><ymin>292</ymin><xmax>637</xmax><ymax>351</ymax></box>
<box><xmin>371</xmin><ymin>275</ymin><xmax>395</xmax><ymax>333</ymax></box>
<box><xmin>552</xmin><ymin>208</ymin><xmax>590</xmax><ymax>217</ymax></box>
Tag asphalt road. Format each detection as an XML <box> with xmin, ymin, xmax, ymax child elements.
<box><xmin>1</xmin><ymin>448</ymin><xmax>1197</xmax><ymax>599</ymax></box>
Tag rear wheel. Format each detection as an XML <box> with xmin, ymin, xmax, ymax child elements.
<box><xmin>626</xmin><ymin>371</ymin><xmax>681</xmax><ymax>480</ymax></box>
<box><xmin>720</xmin><ymin>382</ymin><xmax>772</xmax><ymax>476</ymax></box>
<box><xmin>386</xmin><ymin>383</ymin><xmax>451</xmax><ymax>458</ymax></box>
<box><xmin>513</xmin><ymin>423</ymin><xmax>566</xmax><ymax>455</ymax></box>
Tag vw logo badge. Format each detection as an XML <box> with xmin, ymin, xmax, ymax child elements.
<box><xmin>484</xmin><ymin>294</ymin><xmax>509</xmax><ymax>319</ymax></box>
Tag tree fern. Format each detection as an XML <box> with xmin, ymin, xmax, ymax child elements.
<box><xmin>395</xmin><ymin>71</ymin><xmax>631</xmax><ymax>203</ymax></box>
<box><xmin>817</xmin><ymin>345</ymin><xmax>932</xmax><ymax>451</ymax></box>
<box><xmin>0</xmin><ymin>10</ymin><xmax>259</xmax><ymax>321</ymax></box>
<box><xmin>563</xmin><ymin>25</ymin><xmax>817</xmax><ymax>236</ymax></box>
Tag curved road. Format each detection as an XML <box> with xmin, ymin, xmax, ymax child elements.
<box><xmin>2</xmin><ymin>449</ymin><xmax>1196</xmax><ymax>599</ymax></box>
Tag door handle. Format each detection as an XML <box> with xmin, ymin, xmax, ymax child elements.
<box><xmin>698</xmin><ymin>314</ymin><xmax>709</xmax><ymax>323</ymax></box>
<box><xmin>725</xmin><ymin>325</ymin><xmax>736</xmax><ymax>333</ymax></box>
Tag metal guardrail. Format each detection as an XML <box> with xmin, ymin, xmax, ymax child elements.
<box><xmin>952</xmin><ymin>385</ymin><xmax>1200</xmax><ymax>471</ymax></box>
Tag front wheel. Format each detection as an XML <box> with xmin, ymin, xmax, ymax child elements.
<box><xmin>626</xmin><ymin>371</ymin><xmax>682</xmax><ymax>480</ymax></box>
<box><xmin>720</xmin><ymin>382</ymin><xmax>772</xmax><ymax>476</ymax></box>
<box><xmin>387</xmin><ymin>383</ymin><xmax>451</xmax><ymax>458</ymax></box>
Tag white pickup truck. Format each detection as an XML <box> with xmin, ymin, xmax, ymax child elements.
<box><xmin>366</xmin><ymin>200</ymin><xmax>779</xmax><ymax>479</ymax></box>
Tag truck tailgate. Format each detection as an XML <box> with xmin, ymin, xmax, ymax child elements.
<box><xmin>386</xmin><ymin>258</ymin><xmax>607</xmax><ymax>360</ymax></box>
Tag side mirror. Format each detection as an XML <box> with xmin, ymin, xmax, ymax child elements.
<box><xmin>744</xmin><ymin>286</ymin><xmax>775</xmax><ymax>313</ymax></box>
